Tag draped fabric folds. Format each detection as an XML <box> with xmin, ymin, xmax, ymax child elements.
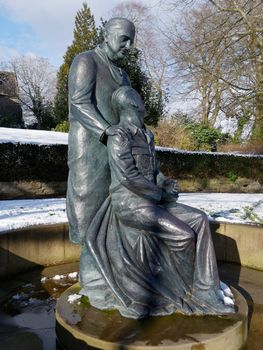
<box><xmin>80</xmin><ymin>196</ymin><xmax>223</xmax><ymax>319</ymax></box>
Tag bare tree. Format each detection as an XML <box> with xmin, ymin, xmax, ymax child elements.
<box><xmin>164</xmin><ymin>0</ymin><xmax>263</xmax><ymax>140</ymax></box>
<box><xmin>166</xmin><ymin>3</ymin><xmax>228</xmax><ymax>125</ymax></box>
<box><xmin>7</xmin><ymin>55</ymin><xmax>57</xmax><ymax>129</ymax></box>
<box><xmin>207</xmin><ymin>0</ymin><xmax>263</xmax><ymax>140</ymax></box>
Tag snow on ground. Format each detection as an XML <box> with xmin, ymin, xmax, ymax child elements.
<box><xmin>0</xmin><ymin>198</ymin><xmax>67</xmax><ymax>233</ymax></box>
<box><xmin>0</xmin><ymin>194</ymin><xmax>262</xmax><ymax>234</ymax></box>
<box><xmin>179</xmin><ymin>193</ymin><xmax>263</xmax><ymax>224</ymax></box>
<box><xmin>0</xmin><ymin>127</ymin><xmax>68</xmax><ymax>145</ymax></box>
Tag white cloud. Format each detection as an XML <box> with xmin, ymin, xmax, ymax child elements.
<box><xmin>0</xmin><ymin>0</ymin><xmax>120</xmax><ymax>49</ymax></box>
<box><xmin>0</xmin><ymin>0</ymin><xmax>160</xmax><ymax>66</ymax></box>
<box><xmin>0</xmin><ymin>0</ymin><xmax>120</xmax><ymax>65</ymax></box>
<box><xmin>0</xmin><ymin>45</ymin><xmax>19</xmax><ymax>64</ymax></box>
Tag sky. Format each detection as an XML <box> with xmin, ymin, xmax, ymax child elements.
<box><xmin>0</xmin><ymin>0</ymin><xmax>217</xmax><ymax>121</ymax></box>
<box><xmin>0</xmin><ymin>0</ymin><xmax>154</xmax><ymax>68</ymax></box>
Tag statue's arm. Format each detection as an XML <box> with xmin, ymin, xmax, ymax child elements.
<box><xmin>108</xmin><ymin>132</ymin><xmax>162</xmax><ymax>203</ymax></box>
<box><xmin>69</xmin><ymin>53</ymin><xmax>110</xmax><ymax>139</ymax></box>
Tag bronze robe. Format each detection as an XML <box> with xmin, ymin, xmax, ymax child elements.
<box><xmin>81</xmin><ymin>125</ymin><xmax>226</xmax><ymax>319</ymax></box>
<box><xmin>66</xmin><ymin>46</ymin><xmax>130</xmax><ymax>244</ymax></box>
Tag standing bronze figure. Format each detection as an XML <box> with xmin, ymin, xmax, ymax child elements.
<box><xmin>66</xmin><ymin>17</ymin><xmax>135</xmax><ymax>291</ymax></box>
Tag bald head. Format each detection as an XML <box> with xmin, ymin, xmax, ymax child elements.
<box><xmin>105</xmin><ymin>17</ymin><xmax>135</xmax><ymax>37</ymax></box>
<box><xmin>103</xmin><ymin>17</ymin><xmax>135</xmax><ymax>61</ymax></box>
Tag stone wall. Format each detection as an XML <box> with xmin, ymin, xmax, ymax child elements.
<box><xmin>0</xmin><ymin>142</ymin><xmax>262</xmax><ymax>199</ymax></box>
<box><xmin>1</xmin><ymin>221</ymin><xmax>262</xmax><ymax>279</ymax></box>
<box><xmin>0</xmin><ymin>96</ymin><xmax>24</xmax><ymax>128</ymax></box>
<box><xmin>0</xmin><ymin>71</ymin><xmax>24</xmax><ymax>128</ymax></box>
<box><xmin>0</xmin><ymin>224</ymin><xmax>80</xmax><ymax>279</ymax></box>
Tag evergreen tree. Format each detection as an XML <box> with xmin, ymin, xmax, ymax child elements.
<box><xmin>54</xmin><ymin>3</ymin><xmax>97</xmax><ymax>124</ymax></box>
<box><xmin>117</xmin><ymin>48</ymin><xmax>164</xmax><ymax>126</ymax></box>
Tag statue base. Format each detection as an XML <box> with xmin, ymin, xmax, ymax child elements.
<box><xmin>56</xmin><ymin>283</ymin><xmax>248</xmax><ymax>350</ymax></box>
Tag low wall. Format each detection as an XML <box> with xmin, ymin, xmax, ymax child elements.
<box><xmin>0</xmin><ymin>224</ymin><xmax>80</xmax><ymax>279</ymax></box>
<box><xmin>211</xmin><ymin>222</ymin><xmax>263</xmax><ymax>270</ymax></box>
<box><xmin>0</xmin><ymin>221</ymin><xmax>262</xmax><ymax>279</ymax></box>
<box><xmin>0</xmin><ymin>142</ymin><xmax>262</xmax><ymax>198</ymax></box>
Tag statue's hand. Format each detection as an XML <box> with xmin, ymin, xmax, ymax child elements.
<box><xmin>105</xmin><ymin>125</ymin><xmax>128</xmax><ymax>136</ymax></box>
<box><xmin>105</xmin><ymin>125</ymin><xmax>119</xmax><ymax>136</ymax></box>
<box><xmin>162</xmin><ymin>179</ymin><xmax>180</xmax><ymax>202</ymax></box>
<box><xmin>105</xmin><ymin>126</ymin><xmax>131</xmax><ymax>146</ymax></box>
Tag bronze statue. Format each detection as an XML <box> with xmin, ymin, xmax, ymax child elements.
<box><xmin>67</xmin><ymin>17</ymin><xmax>135</xmax><ymax>244</ymax></box>
<box><xmin>67</xmin><ymin>18</ymin><xmax>234</xmax><ymax>319</ymax></box>
<box><xmin>66</xmin><ymin>17</ymin><xmax>135</xmax><ymax>290</ymax></box>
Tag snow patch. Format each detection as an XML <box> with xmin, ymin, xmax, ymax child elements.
<box><xmin>68</xmin><ymin>294</ymin><xmax>81</xmax><ymax>304</ymax></box>
<box><xmin>68</xmin><ymin>272</ymin><xmax>78</xmax><ymax>279</ymax></box>
<box><xmin>52</xmin><ymin>274</ymin><xmax>65</xmax><ymax>280</ymax></box>
<box><xmin>0</xmin><ymin>198</ymin><xmax>67</xmax><ymax>234</ymax></box>
<box><xmin>178</xmin><ymin>193</ymin><xmax>263</xmax><ymax>224</ymax></box>
<box><xmin>0</xmin><ymin>127</ymin><xmax>68</xmax><ymax>145</ymax></box>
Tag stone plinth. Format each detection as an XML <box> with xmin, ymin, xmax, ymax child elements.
<box><xmin>56</xmin><ymin>283</ymin><xmax>248</xmax><ymax>350</ymax></box>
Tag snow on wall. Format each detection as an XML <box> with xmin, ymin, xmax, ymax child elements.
<box><xmin>0</xmin><ymin>127</ymin><xmax>68</xmax><ymax>145</ymax></box>
<box><xmin>155</xmin><ymin>146</ymin><xmax>263</xmax><ymax>159</ymax></box>
<box><xmin>0</xmin><ymin>127</ymin><xmax>262</xmax><ymax>158</ymax></box>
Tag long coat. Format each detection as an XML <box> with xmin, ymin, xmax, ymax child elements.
<box><xmin>66</xmin><ymin>47</ymin><xmax>130</xmax><ymax>244</ymax></box>
<box><xmin>80</xmin><ymin>125</ymin><xmax>225</xmax><ymax>319</ymax></box>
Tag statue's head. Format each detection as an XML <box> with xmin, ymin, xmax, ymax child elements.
<box><xmin>112</xmin><ymin>86</ymin><xmax>146</xmax><ymax>127</ymax></box>
<box><xmin>103</xmin><ymin>17</ymin><xmax>135</xmax><ymax>61</ymax></box>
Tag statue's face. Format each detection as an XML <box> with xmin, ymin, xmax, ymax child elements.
<box><xmin>105</xmin><ymin>27</ymin><xmax>134</xmax><ymax>61</ymax></box>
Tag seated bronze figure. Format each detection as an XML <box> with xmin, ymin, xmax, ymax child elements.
<box><xmin>78</xmin><ymin>86</ymin><xmax>235</xmax><ymax>319</ymax></box>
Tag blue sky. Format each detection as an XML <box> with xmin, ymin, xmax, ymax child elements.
<box><xmin>0</xmin><ymin>14</ymin><xmax>47</xmax><ymax>60</ymax></box>
<box><xmin>1</xmin><ymin>0</ymin><xmax>148</xmax><ymax>68</ymax></box>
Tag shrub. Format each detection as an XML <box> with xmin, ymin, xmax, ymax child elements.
<box><xmin>227</xmin><ymin>171</ymin><xmax>238</xmax><ymax>182</ymax></box>
<box><xmin>186</xmin><ymin>123</ymin><xmax>229</xmax><ymax>151</ymax></box>
<box><xmin>52</xmin><ymin>120</ymin><xmax>70</xmax><ymax>132</ymax></box>
<box><xmin>148</xmin><ymin>120</ymin><xmax>196</xmax><ymax>150</ymax></box>
<box><xmin>149</xmin><ymin>116</ymin><xmax>229</xmax><ymax>152</ymax></box>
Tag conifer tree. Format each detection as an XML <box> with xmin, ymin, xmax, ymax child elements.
<box><xmin>118</xmin><ymin>47</ymin><xmax>164</xmax><ymax>126</ymax></box>
<box><xmin>54</xmin><ymin>3</ymin><xmax>97</xmax><ymax>124</ymax></box>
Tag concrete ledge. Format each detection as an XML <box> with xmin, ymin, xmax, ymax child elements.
<box><xmin>211</xmin><ymin>222</ymin><xmax>263</xmax><ymax>270</ymax></box>
<box><xmin>0</xmin><ymin>221</ymin><xmax>262</xmax><ymax>280</ymax></box>
<box><xmin>0</xmin><ymin>224</ymin><xmax>80</xmax><ymax>279</ymax></box>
